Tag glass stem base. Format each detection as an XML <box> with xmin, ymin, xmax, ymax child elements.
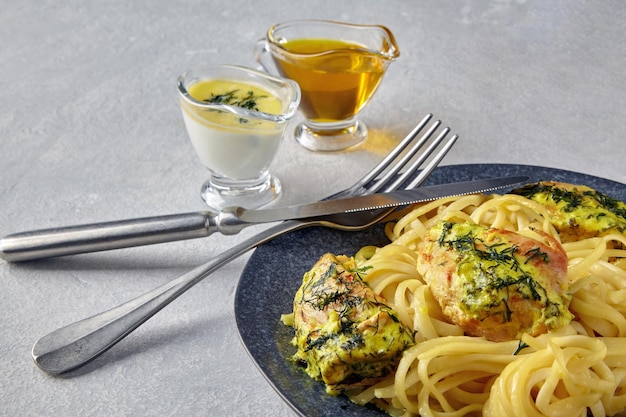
<box><xmin>200</xmin><ymin>174</ymin><xmax>282</xmax><ymax>210</ymax></box>
<box><xmin>294</xmin><ymin>118</ymin><xmax>368</xmax><ymax>152</ymax></box>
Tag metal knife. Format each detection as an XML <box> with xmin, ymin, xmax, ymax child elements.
<box><xmin>0</xmin><ymin>176</ymin><xmax>527</xmax><ymax>262</ymax></box>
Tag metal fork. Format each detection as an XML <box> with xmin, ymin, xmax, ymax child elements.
<box><xmin>31</xmin><ymin>114</ymin><xmax>459</xmax><ymax>375</ymax></box>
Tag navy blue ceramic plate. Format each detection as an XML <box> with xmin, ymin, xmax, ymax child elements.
<box><xmin>234</xmin><ymin>164</ymin><xmax>625</xmax><ymax>417</ymax></box>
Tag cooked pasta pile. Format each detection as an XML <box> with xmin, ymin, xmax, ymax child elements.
<box><xmin>347</xmin><ymin>193</ymin><xmax>626</xmax><ymax>417</ymax></box>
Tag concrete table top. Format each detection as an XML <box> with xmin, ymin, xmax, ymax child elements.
<box><xmin>1</xmin><ymin>1</ymin><xmax>624</xmax><ymax>416</ymax></box>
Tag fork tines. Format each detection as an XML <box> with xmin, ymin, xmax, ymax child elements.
<box><xmin>359</xmin><ymin>114</ymin><xmax>459</xmax><ymax>195</ymax></box>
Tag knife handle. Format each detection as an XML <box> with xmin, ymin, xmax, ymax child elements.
<box><xmin>0</xmin><ymin>212</ymin><xmax>223</xmax><ymax>262</ymax></box>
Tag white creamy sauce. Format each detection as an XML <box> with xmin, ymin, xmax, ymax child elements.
<box><xmin>181</xmin><ymin>79</ymin><xmax>284</xmax><ymax>180</ymax></box>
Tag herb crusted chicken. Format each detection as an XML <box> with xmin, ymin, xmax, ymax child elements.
<box><xmin>417</xmin><ymin>221</ymin><xmax>573</xmax><ymax>342</ymax></box>
<box><xmin>285</xmin><ymin>253</ymin><xmax>414</xmax><ymax>395</ymax></box>
<box><xmin>511</xmin><ymin>181</ymin><xmax>626</xmax><ymax>243</ymax></box>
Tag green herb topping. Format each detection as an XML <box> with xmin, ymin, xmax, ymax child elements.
<box><xmin>203</xmin><ymin>89</ymin><xmax>266</xmax><ymax>111</ymax></box>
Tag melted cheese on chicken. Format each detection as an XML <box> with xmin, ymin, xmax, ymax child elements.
<box><xmin>417</xmin><ymin>221</ymin><xmax>573</xmax><ymax>342</ymax></box>
<box><xmin>289</xmin><ymin>253</ymin><xmax>414</xmax><ymax>395</ymax></box>
<box><xmin>511</xmin><ymin>181</ymin><xmax>626</xmax><ymax>243</ymax></box>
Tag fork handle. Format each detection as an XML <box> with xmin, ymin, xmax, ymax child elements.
<box><xmin>0</xmin><ymin>212</ymin><xmax>222</xmax><ymax>262</ymax></box>
<box><xmin>31</xmin><ymin>219</ymin><xmax>306</xmax><ymax>374</ymax></box>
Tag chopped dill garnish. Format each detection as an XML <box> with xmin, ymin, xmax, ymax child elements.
<box><xmin>349</xmin><ymin>265</ymin><xmax>373</xmax><ymax>280</ymax></box>
<box><xmin>524</xmin><ymin>247</ymin><xmax>549</xmax><ymax>264</ymax></box>
<box><xmin>513</xmin><ymin>340</ymin><xmax>529</xmax><ymax>355</ymax></box>
<box><xmin>202</xmin><ymin>89</ymin><xmax>266</xmax><ymax>111</ymax></box>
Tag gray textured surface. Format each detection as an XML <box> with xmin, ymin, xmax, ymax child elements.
<box><xmin>1</xmin><ymin>1</ymin><xmax>625</xmax><ymax>416</ymax></box>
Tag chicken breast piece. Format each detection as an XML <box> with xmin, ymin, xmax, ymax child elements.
<box><xmin>417</xmin><ymin>221</ymin><xmax>573</xmax><ymax>342</ymax></box>
<box><xmin>290</xmin><ymin>253</ymin><xmax>414</xmax><ymax>395</ymax></box>
<box><xmin>511</xmin><ymin>181</ymin><xmax>626</xmax><ymax>243</ymax></box>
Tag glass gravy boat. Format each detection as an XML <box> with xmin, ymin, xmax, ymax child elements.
<box><xmin>178</xmin><ymin>65</ymin><xmax>300</xmax><ymax>209</ymax></box>
<box><xmin>255</xmin><ymin>20</ymin><xmax>400</xmax><ymax>152</ymax></box>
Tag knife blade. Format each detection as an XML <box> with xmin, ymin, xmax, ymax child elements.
<box><xmin>232</xmin><ymin>175</ymin><xmax>529</xmax><ymax>224</ymax></box>
<box><xmin>0</xmin><ymin>176</ymin><xmax>527</xmax><ymax>262</ymax></box>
